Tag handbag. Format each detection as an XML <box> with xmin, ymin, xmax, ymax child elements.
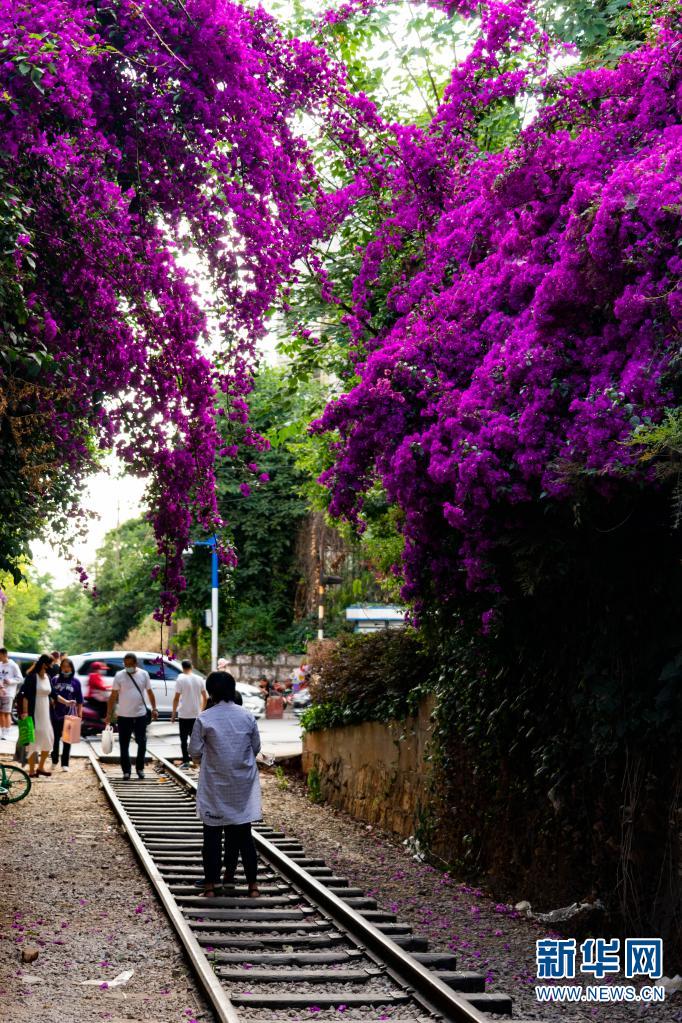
<box><xmin>18</xmin><ymin>716</ymin><xmax>35</xmax><ymax>746</ymax></box>
<box><xmin>62</xmin><ymin>706</ymin><xmax>82</xmax><ymax>745</ymax></box>
<box><xmin>101</xmin><ymin>724</ymin><xmax>115</xmax><ymax>755</ymax></box>
<box><xmin>127</xmin><ymin>671</ymin><xmax>152</xmax><ymax>725</ymax></box>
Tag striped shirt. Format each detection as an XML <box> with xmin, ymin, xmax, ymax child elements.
<box><xmin>189</xmin><ymin>701</ymin><xmax>262</xmax><ymax>826</ymax></box>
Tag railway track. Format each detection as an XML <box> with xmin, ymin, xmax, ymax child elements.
<box><xmin>89</xmin><ymin>751</ymin><xmax>518</xmax><ymax>1023</ymax></box>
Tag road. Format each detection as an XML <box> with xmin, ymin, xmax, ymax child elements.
<box><xmin>0</xmin><ymin>712</ymin><xmax>303</xmax><ymax>764</ymax></box>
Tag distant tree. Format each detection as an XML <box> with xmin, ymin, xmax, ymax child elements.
<box><xmin>1</xmin><ymin>570</ymin><xmax>52</xmax><ymax>652</ymax></box>
<box><xmin>193</xmin><ymin>367</ymin><xmax>312</xmax><ymax>656</ymax></box>
<box><xmin>54</xmin><ymin>519</ymin><xmax>159</xmax><ymax>652</ymax></box>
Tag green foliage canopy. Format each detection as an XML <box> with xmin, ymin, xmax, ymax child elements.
<box><xmin>1</xmin><ymin>569</ymin><xmax>52</xmax><ymax>651</ymax></box>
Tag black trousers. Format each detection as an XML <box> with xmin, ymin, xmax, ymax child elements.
<box><xmin>51</xmin><ymin>718</ymin><xmax>71</xmax><ymax>767</ymax></box>
<box><xmin>117</xmin><ymin>715</ymin><xmax>147</xmax><ymax>775</ymax></box>
<box><xmin>202</xmin><ymin>822</ymin><xmax>258</xmax><ymax>885</ymax></box>
<box><xmin>178</xmin><ymin>718</ymin><xmax>195</xmax><ymax>762</ymax></box>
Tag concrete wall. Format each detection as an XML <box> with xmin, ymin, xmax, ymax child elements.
<box><xmin>221</xmin><ymin>652</ymin><xmax>306</xmax><ymax>685</ymax></box>
<box><xmin>302</xmin><ymin>697</ymin><xmax>436</xmax><ymax>837</ymax></box>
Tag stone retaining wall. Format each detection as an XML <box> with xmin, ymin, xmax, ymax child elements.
<box><xmin>301</xmin><ymin>697</ymin><xmax>436</xmax><ymax>838</ymax></box>
<box><xmin>221</xmin><ymin>652</ymin><xmax>306</xmax><ymax>685</ymax></box>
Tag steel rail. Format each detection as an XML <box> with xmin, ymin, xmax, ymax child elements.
<box><xmin>87</xmin><ymin>747</ymin><xmax>241</xmax><ymax>1023</ymax></box>
<box><xmin>151</xmin><ymin>752</ymin><xmax>491</xmax><ymax>1023</ymax></box>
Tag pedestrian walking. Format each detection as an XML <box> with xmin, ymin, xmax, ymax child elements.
<box><xmin>48</xmin><ymin>650</ymin><xmax>61</xmax><ymax>678</ymax></box>
<box><xmin>170</xmin><ymin>659</ymin><xmax>207</xmax><ymax>769</ymax></box>
<box><xmin>19</xmin><ymin>654</ymin><xmax>56</xmax><ymax>777</ymax></box>
<box><xmin>0</xmin><ymin>647</ymin><xmax>23</xmax><ymax>739</ymax></box>
<box><xmin>189</xmin><ymin>671</ymin><xmax>262</xmax><ymax>899</ymax></box>
<box><xmin>105</xmin><ymin>653</ymin><xmax>158</xmax><ymax>780</ymax></box>
<box><xmin>51</xmin><ymin>657</ymin><xmax>83</xmax><ymax>771</ymax></box>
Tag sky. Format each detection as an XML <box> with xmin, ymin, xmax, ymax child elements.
<box><xmin>31</xmin><ymin>464</ymin><xmax>148</xmax><ymax>589</ymax></box>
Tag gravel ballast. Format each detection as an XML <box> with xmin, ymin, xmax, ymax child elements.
<box><xmin>260</xmin><ymin>772</ymin><xmax>681</xmax><ymax>1023</ymax></box>
<box><xmin>0</xmin><ymin>756</ymin><xmax>211</xmax><ymax>1023</ymax></box>
<box><xmin>2</xmin><ymin>755</ymin><xmax>679</xmax><ymax>1023</ymax></box>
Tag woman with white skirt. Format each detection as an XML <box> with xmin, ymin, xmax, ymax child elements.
<box><xmin>19</xmin><ymin>654</ymin><xmax>56</xmax><ymax>778</ymax></box>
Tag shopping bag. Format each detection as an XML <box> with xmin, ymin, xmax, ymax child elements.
<box><xmin>63</xmin><ymin>708</ymin><xmax>82</xmax><ymax>744</ymax></box>
<box><xmin>18</xmin><ymin>716</ymin><xmax>35</xmax><ymax>746</ymax></box>
<box><xmin>101</xmin><ymin>725</ymin><xmax>115</xmax><ymax>755</ymax></box>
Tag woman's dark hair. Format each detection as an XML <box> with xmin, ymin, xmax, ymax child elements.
<box><xmin>35</xmin><ymin>654</ymin><xmax>53</xmax><ymax>673</ymax></box>
<box><xmin>60</xmin><ymin>657</ymin><xmax>75</xmax><ymax>674</ymax></box>
<box><xmin>205</xmin><ymin>671</ymin><xmax>237</xmax><ymax>704</ymax></box>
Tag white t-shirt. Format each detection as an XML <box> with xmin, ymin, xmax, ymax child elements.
<box><xmin>174</xmin><ymin>673</ymin><xmax>207</xmax><ymax>719</ymax></box>
<box><xmin>112</xmin><ymin>668</ymin><xmax>152</xmax><ymax>718</ymax></box>
<box><xmin>0</xmin><ymin>659</ymin><xmax>23</xmax><ymax>700</ymax></box>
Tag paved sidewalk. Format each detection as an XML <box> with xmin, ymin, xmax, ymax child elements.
<box><xmin>0</xmin><ymin>713</ymin><xmax>303</xmax><ymax>764</ymax></box>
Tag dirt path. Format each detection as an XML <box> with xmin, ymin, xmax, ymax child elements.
<box><xmin>261</xmin><ymin>772</ymin><xmax>681</xmax><ymax>1023</ymax></box>
<box><xmin>0</xmin><ymin>756</ymin><xmax>212</xmax><ymax>1023</ymax></box>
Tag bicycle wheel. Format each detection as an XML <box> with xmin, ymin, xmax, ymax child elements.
<box><xmin>0</xmin><ymin>764</ymin><xmax>31</xmax><ymax>803</ymax></box>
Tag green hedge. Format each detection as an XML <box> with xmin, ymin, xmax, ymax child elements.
<box><xmin>301</xmin><ymin>629</ymin><xmax>433</xmax><ymax>732</ymax></box>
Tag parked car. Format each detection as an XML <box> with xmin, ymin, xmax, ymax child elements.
<box><xmin>235</xmin><ymin>681</ymin><xmax>265</xmax><ymax>718</ymax></box>
<box><xmin>70</xmin><ymin>652</ymin><xmax>264</xmax><ymax>719</ymax></box>
<box><xmin>292</xmin><ymin>687</ymin><xmax>312</xmax><ymax>717</ymax></box>
<box><xmin>7</xmin><ymin>652</ymin><xmax>39</xmax><ymax>677</ymax></box>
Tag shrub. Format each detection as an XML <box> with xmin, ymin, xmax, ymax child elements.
<box><xmin>302</xmin><ymin>629</ymin><xmax>434</xmax><ymax>731</ymax></box>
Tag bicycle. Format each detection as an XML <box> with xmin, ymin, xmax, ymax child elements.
<box><xmin>0</xmin><ymin>761</ymin><xmax>31</xmax><ymax>804</ymax></box>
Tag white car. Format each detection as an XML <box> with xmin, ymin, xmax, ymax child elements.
<box><xmin>7</xmin><ymin>652</ymin><xmax>40</xmax><ymax>677</ymax></box>
<box><xmin>70</xmin><ymin>652</ymin><xmax>264</xmax><ymax>719</ymax></box>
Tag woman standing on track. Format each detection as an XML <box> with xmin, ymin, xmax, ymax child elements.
<box><xmin>189</xmin><ymin>670</ymin><xmax>262</xmax><ymax>899</ymax></box>
<box><xmin>19</xmin><ymin>654</ymin><xmax>56</xmax><ymax>778</ymax></box>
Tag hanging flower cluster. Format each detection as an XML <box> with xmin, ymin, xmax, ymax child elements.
<box><xmin>315</xmin><ymin>1</ymin><xmax>682</xmax><ymax>610</ymax></box>
<box><xmin>3</xmin><ymin>0</ymin><xmax>680</xmax><ymax>622</ymax></box>
<box><xmin>0</xmin><ymin>0</ymin><xmax>345</xmax><ymax>617</ymax></box>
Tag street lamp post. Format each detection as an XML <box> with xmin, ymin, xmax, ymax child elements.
<box><xmin>194</xmin><ymin>537</ymin><xmax>219</xmax><ymax>671</ymax></box>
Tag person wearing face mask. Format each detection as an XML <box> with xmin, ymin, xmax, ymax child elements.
<box><xmin>50</xmin><ymin>657</ymin><xmax>83</xmax><ymax>771</ymax></box>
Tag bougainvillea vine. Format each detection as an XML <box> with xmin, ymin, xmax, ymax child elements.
<box><xmin>2</xmin><ymin>0</ymin><xmax>681</xmax><ymax>626</ymax></box>
<box><xmin>0</xmin><ymin>0</ymin><xmax>348</xmax><ymax>617</ymax></box>
<box><xmin>314</xmin><ymin>2</ymin><xmax>682</xmax><ymax>614</ymax></box>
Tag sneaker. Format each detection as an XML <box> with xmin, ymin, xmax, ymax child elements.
<box><xmin>180</xmin><ymin>762</ymin><xmax>191</xmax><ymax>770</ymax></box>
<box><xmin>122</xmin><ymin>773</ymin><xmax>131</xmax><ymax>781</ymax></box>
<box><xmin>136</xmin><ymin>771</ymin><xmax>145</xmax><ymax>780</ymax></box>
<box><xmin>61</xmin><ymin>765</ymin><xmax>70</xmax><ymax>772</ymax></box>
